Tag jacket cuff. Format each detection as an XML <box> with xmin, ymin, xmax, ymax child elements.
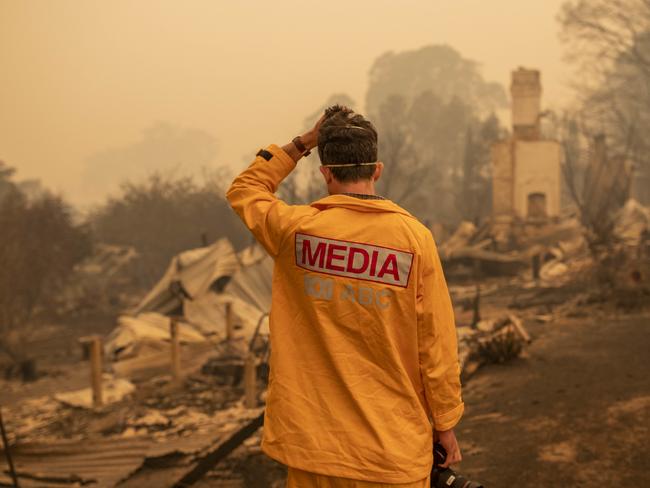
<box><xmin>433</xmin><ymin>402</ymin><xmax>464</xmax><ymax>431</ymax></box>
<box><xmin>266</xmin><ymin>144</ymin><xmax>297</xmax><ymax>170</ymax></box>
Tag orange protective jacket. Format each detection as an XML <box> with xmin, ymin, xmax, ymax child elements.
<box><xmin>226</xmin><ymin>144</ymin><xmax>463</xmax><ymax>483</ymax></box>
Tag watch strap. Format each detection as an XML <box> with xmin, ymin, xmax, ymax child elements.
<box><xmin>292</xmin><ymin>136</ymin><xmax>311</xmax><ymax>157</ymax></box>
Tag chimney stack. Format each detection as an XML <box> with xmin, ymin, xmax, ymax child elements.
<box><xmin>511</xmin><ymin>67</ymin><xmax>542</xmax><ymax>140</ymax></box>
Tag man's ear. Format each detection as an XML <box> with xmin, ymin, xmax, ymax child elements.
<box><xmin>373</xmin><ymin>162</ymin><xmax>384</xmax><ymax>182</ymax></box>
<box><xmin>319</xmin><ymin>165</ymin><xmax>333</xmax><ymax>184</ymax></box>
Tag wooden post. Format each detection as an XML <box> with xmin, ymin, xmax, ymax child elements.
<box><xmin>89</xmin><ymin>337</ymin><xmax>103</xmax><ymax>408</ymax></box>
<box><xmin>244</xmin><ymin>353</ymin><xmax>257</xmax><ymax>409</ymax></box>
<box><xmin>225</xmin><ymin>302</ymin><xmax>234</xmax><ymax>341</ymax></box>
<box><xmin>170</xmin><ymin>318</ymin><xmax>181</xmax><ymax>384</ymax></box>
<box><xmin>532</xmin><ymin>253</ymin><xmax>541</xmax><ymax>281</ymax></box>
<box><xmin>0</xmin><ymin>407</ymin><xmax>20</xmax><ymax>488</ymax></box>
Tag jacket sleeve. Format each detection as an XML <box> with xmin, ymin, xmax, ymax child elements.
<box><xmin>225</xmin><ymin>144</ymin><xmax>314</xmax><ymax>257</ymax></box>
<box><xmin>416</xmin><ymin>230</ymin><xmax>464</xmax><ymax>431</ymax></box>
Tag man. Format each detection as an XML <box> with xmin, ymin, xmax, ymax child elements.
<box><xmin>226</xmin><ymin>106</ymin><xmax>463</xmax><ymax>487</ymax></box>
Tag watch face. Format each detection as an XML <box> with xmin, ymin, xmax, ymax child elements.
<box><xmin>293</xmin><ymin>136</ymin><xmax>306</xmax><ymax>152</ymax></box>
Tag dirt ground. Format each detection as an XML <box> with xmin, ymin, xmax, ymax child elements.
<box><xmin>456</xmin><ymin>312</ymin><xmax>650</xmax><ymax>487</ymax></box>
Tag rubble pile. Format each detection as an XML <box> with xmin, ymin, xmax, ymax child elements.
<box><xmin>2</xmin><ymin>371</ymin><xmax>251</xmax><ymax>446</ymax></box>
<box><xmin>440</xmin><ymin>198</ymin><xmax>650</xmax><ymax>379</ymax></box>
<box><xmin>438</xmin><ymin>221</ymin><xmax>526</xmax><ymax>278</ymax></box>
<box><xmin>0</xmin><ymin>239</ymin><xmax>279</xmax><ymax>486</ymax></box>
<box><xmin>456</xmin><ymin>314</ymin><xmax>531</xmax><ymax>379</ymax></box>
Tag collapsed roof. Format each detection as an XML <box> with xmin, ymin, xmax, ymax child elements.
<box><xmin>105</xmin><ymin>239</ymin><xmax>273</xmax><ymax>366</ymax></box>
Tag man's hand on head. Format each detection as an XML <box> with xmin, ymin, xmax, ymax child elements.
<box><xmin>281</xmin><ymin>111</ymin><xmax>329</xmax><ymax>163</ymax></box>
<box><xmin>302</xmin><ymin>105</ymin><xmax>353</xmax><ymax>151</ymax></box>
<box><xmin>301</xmin><ymin>112</ymin><xmax>328</xmax><ymax>151</ymax></box>
<box><xmin>279</xmin><ymin>105</ymin><xmax>355</xmax><ymax>163</ymax></box>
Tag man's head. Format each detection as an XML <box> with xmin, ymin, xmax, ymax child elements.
<box><xmin>317</xmin><ymin>105</ymin><xmax>383</xmax><ymax>191</ymax></box>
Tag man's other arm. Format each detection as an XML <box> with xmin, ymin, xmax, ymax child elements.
<box><xmin>416</xmin><ymin>231</ymin><xmax>464</xmax><ymax>462</ymax></box>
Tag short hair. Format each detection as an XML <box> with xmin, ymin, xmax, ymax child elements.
<box><xmin>317</xmin><ymin>105</ymin><xmax>379</xmax><ymax>182</ymax></box>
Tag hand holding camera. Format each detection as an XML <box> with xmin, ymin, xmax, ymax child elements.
<box><xmin>431</xmin><ymin>440</ymin><xmax>483</xmax><ymax>488</ymax></box>
<box><xmin>435</xmin><ymin>429</ymin><xmax>462</xmax><ymax>468</ymax></box>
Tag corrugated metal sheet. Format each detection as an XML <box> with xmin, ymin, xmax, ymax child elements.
<box><xmin>225</xmin><ymin>253</ymin><xmax>273</xmax><ymax>315</ymax></box>
<box><xmin>134</xmin><ymin>239</ymin><xmax>239</xmax><ymax>315</ymax></box>
<box><xmin>0</xmin><ymin>406</ymin><xmax>265</xmax><ymax>488</ymax></box>
<box><xmin>1</xmin><ymin>436</ymin><xmax>153</xmax><ymax>488</ymax></box>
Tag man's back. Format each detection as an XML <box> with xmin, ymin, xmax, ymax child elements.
<box><xmin>227</xmin><ymin>143</ymin><xmax>463</xmax><ymax>484</ymax></box>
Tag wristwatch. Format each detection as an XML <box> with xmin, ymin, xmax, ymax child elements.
<box><xmin>292</xmin><ymin>136</ymin><xmax>311</xmax><ymax>157</ymax></box>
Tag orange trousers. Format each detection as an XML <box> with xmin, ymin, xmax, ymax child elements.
<box><xmin>286</xmin><ymin>467</ymin><xmax>430</xmax><ymax>488</ymax></box>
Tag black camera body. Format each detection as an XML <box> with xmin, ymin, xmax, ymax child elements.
<box><xmin>430</xmin><ymin>443</ymin><xmax>483</xmax><ymax>488</ymax></box>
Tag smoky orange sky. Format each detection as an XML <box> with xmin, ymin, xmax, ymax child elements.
<box><xmin>0</xmin><ymin>0</ymin><xmax>570</xmax><ymax>207</ymax></box>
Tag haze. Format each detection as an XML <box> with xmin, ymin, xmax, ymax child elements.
<box><xmin>0</xmin><ymin>0</ymin><xmax>568</xmax><ymax>207</ymax></box>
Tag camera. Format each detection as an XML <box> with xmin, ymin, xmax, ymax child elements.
<box><xmin>430</xmin><ymin>442</ymin><xmax>483</xmax><ymax>488</ymax></box>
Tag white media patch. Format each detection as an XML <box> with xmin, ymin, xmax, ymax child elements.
<box><xmin>295</xmin><ymin>233</ymin><xmax>414</xmax><ymax>288</ymax></box>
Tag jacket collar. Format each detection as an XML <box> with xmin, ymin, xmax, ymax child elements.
<box><xmin>309</xmin><ymin>194</ymin><xmax>414</xmax><ymax>218</ymax></box>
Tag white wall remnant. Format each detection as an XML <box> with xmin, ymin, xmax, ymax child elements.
<box><xmin>514</xmin><ymin>141</ymin><xmax>562</xmax><ymax>219</ymax></box>
<box><xmin>492</xmin><ymin>68</ymin><xmax>563</xmax><ymax>222</ymax></box>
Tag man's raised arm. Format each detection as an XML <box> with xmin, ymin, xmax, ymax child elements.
<box><xmin>225</xmin><ymin>116</ymin><xmax>324</xmax><ymax>257</ymax></box>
